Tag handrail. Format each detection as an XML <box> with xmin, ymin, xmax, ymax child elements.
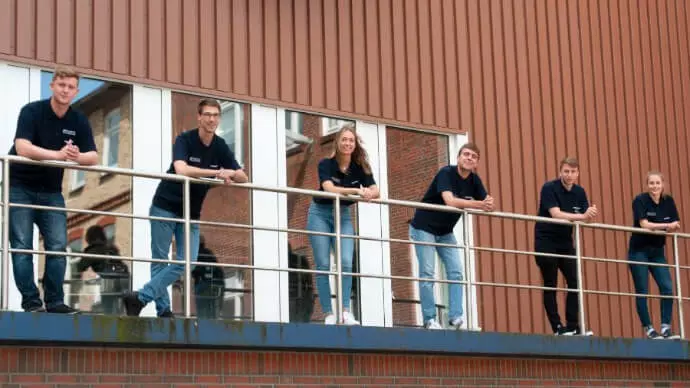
<box><xmin>0</xmin><ymin>155</ymin><xmax>687</xmax><ymax>338</ymax></box>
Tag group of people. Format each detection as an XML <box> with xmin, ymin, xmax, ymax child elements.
<box><xmin>5</xmin><ymin>67</ymin><xmax>682</xmax><ymax>339</ymax></box>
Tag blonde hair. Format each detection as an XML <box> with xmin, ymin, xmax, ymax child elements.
<box><xmin>646</xmin><ymin>170</ymin><xmax>666</xmax><ymax>196</ymax></box>
<box><xmin>52</xmin><ymin>67</ymin><xmax>80</xmax><ymax>83</ymax></box>
<box><xmin>331</xmin><ymin>123</ymin><xmax>372</xmax><ymax>174</ymax></box>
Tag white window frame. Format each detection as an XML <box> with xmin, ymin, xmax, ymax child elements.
<box><xmin>219</xmin><ymin>101</ymin><xmax>243</xmax><ymax>164</ymax></box>
<box><xmin>223</xmin><ymin>271</ymin><xmax>244</xmax><ymax>320</ymax></box>
<box><xmin>102</xmin><ymin>108</ymin><xmax>121</xmax><ymax>168</ymax></box>
<box><xmin>71</xmin><ymin>170</ymin><xmax>86</xmax><ymax>191</ymax></box>
<box><xmin>285</xmin><ymin>111</ymin><xmax>303</xmax><ymax>151</ymax></box>
<box><xmin>321</xmin><ymin>117</ymin><xmax>352</xmax><ymax>135</ymax></box>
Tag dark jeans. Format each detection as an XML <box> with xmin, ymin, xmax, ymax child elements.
<box><xmin>8</xmin><ymin>185</ymin><xmax>67</xmax><ymax>310</ymax></box>
<box><xmin>628</xmin><ymin>247</ymin><xmax>674</xmax><ymax>327</ymax></box>
<box><xmin>535</xmin><ymin>240</ymin><xmax>579</xmax><ymax>332</ymax></box>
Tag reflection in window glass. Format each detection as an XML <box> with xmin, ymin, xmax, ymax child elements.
<box><xmin>322</xmin><ymin>117</ymin><xmax>353</xmax><ymax>135</ymax></box>
<box><xmin>218</xmin><ymin>101</ymin><xmax>243</xmax><ymax>163</ymax></box>
<box><xmin>39</xmin><ymin>70</ymin><xmax>133</xmax><ymax>313</ymax></box>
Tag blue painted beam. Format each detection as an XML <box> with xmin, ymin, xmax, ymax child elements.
<box><xmin>0</xmin><ymin>312</ymin><xmax>687</xmax><ymax>361</ymax></box>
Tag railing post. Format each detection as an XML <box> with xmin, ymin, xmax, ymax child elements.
<box><xmin>673</xmin><ymin>234</ymin><xmax>685</xmax><ymax>339</ymax></box>
<box><xmin>462</xmin><ymin>210</ymin><xmax>472</xmax><ymax>330</ymax></box>
<box><xmin>183</xmin><ymin>177</ymin><xmax>192</xmax><ymax>318</ymax></box>
<box><xmin>1</xmin><ymin>158</ymin><xmax>9</xmax><ymax>310</ymax></box>
<box><xmin>575</xmin><ymin>223</ymin><xmax>587</xmax><ymax>334</ymax></box>
<box><xmin>334</xmin><ymin>195</ymin><xmax>343</xmax><ymax>323</ymax></box>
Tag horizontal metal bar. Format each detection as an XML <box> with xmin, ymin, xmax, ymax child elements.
<box><xmin>9</xmin><ymin>203</ymin><xmax>181</xmax><ymax>224</ymax></box>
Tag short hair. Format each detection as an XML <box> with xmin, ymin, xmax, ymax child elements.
<box><xmin>458</xmin><ymin>142</ymin><xmax>481</xmax><ymax>158</ymax></box>
<box><xmin>197</xmin><ymin>98</ymin><xmax>221</xmax><ymax>114</ymax></box>
<box><xmin>85</xmin><ymin>225</ymin><xmax>107</xmax><ymax>245</ymax></box>
<box><xmin>559</xmin><ymin>157</ymin><xmax>579</xmax><ymax>170</ymax></box>
<box><xmin>51</xmin><ymin>67</ymin><xmax>80</xmax><ymax>83</ymax></box>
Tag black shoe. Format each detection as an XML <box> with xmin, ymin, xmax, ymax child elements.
<box><xmin>645</xmin><ymin>326</ymin><xmax>662</xmax><ymax>339</ymax></box>
<box><xmin>46</xmin><ymin>304</ymin><xmax>80</xmax><ymax>314</ymax></box>
<box><xmin>555</xmin><ymin>324</ymin><xmax>593</xmax><ymax>336</ymax></box>
<box><xmin>661</xmin><ymin>326</ymin><xmax>680</xmax><ymax>340</ymax></box>
<box><xmin>122</xmin><ymin>292</ymin><xmax>145</xmax><ymax>316</ymax></box>
<box><xmin>158</xmin><ymin>310</ymin><xmax>174</xmax><ymax>318</ymax></box>
<box><xmin>25</xmin><ymin>305</ymin><xmax>46</xmax><ymax>313</ymax></box>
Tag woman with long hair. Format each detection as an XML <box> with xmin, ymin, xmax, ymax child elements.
<box><xmin>628</xmin><ymin>171</ymin><xmax>681</xmax><ymax>339</ymax></box>
<box><xmin>307</xmin><ymin>123</ymin><xmax>379</xmax><ymax>325</ymax></box>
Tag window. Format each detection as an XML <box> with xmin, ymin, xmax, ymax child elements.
<box><xmin>71</xmin><ymin>170</ymin><xmax>86</xmax><ymax>191</ymax></box>
<box><xmin>321</xmin><ymin>117</ymin><xmax>353</xmax><ymax>135</ymax></box>
<box><xmin>103</xmin><ymin>223</ymin><xmax>116</xmax><ymax>244</ymax></box>
<box><xmin>284</xmin><ymin>111</ymin><xmax>308</xmax><ymax>150</ymax></box>
<box><xmin>66</xmin><ymin>237</ymin><xmax>84</xmax><ymax>307</ymax></box>
<box><xmin>222</xmin><ymin>270</ymin><xmax>244</xmax><ymax>320</ymax></box>
<box><xmin>217</xmin><ymin>101</ymin><xmax>243</xmax><ymax>164</ymax></box>
<box><xmin>102</xmin><ymin>108</ymin><xmax>120</xmax><ymax>168</ymax></box>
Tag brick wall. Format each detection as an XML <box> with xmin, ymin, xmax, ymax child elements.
<box><xmin>1</xmin><ymin>346</ymin><xmax>688</xmax><ymax>387</ymax></box>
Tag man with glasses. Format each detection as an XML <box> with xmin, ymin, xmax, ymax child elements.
<box><xmin>409</xmin><ymin>143</ymin><xmax>495</xmax><ymax>330</ymax></box>
<box><xmin>123</xmin><ymin>98</ymin><xmax>248</xmax><ymax>317</ymax></box>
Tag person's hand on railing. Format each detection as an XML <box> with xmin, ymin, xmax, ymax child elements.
<box><xmin>215</xmin><ymin>168</ymin><xmax>236</xmax><ymax>184</ymax></box>
<box><xmin>359</xmin><ymin>186</ymin><xmax>377</xmax><ymax>201</ymax></box>
<box><xmin>666</xmin><ymin>221</ymin><xmax>681</xmax><ymax>232</ymax></box>
<box><xmin>481</xmin><ymin>195</ymin><xmax>495</xmax><ymax>212</ymax></box>
<box><xmin>582</xmin><ymin>204</ymin><xmax>598</xmax><ymax>221</ymax></box>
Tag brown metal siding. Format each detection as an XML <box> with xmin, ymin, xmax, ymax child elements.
<box><xmin>2</xmin><ymin>0</ymin><xmax>690</xmax><ymax>337</ymax></box>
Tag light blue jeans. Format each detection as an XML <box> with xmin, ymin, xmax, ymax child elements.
<box><xmin>138</xmin><ymin>205</ymin><xmax>200</xmax><ymax>316</ymax></box>
<box><xmin>409</xmin><ymin>225</ymin><xmax>464</xmax><ymax>324</ymax></box>
<box><xmin>306</xmin><ymin>202</ymin><xmax>355</xmax><ymax>314</ymax></box>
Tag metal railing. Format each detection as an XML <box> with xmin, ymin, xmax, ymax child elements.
<box><xmin>0</xmin><ymin>155</ymin><xmax>688</xmax><ymax>339</ymax></box>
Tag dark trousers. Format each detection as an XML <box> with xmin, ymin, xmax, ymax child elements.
<box><xmin>535</xmin><ymin>240</ymin><xmax>579</xmax><ymax>332</ymax></box>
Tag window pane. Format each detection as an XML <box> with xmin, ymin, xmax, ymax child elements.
<box><xmin>108</xmin><ymin>129</ymin><xmax>119</xmax><ymax>167</ymax></box>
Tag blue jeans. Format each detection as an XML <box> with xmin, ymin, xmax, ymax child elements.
<box><xmin>410</xmin><ymin>225</ymin><xmax>464</xmax><ymax>324</ymax></box>
<box><xmin>8</xmin><ymin>185</ymin><xmax>67</xmax><ymax>310</ymax></box>
<box><xmin>306</xmin><ymin>202</ymin><xmax>355</xmax><ymax>314</ymax></box>
<box><xmin>138</xmin><ymin>205</ymin><xmax>200</xmax><ymax>315</ymax></box>
<box><xmin>628</xmin><ymin>247</ymin><xmax>674</xmax><ymax>327</ymax></box>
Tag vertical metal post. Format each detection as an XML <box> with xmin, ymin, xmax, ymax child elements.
<box><xmin>462</xmin><ymin>211</ymin><xmax>472</xmax><ymax>330</ymax></box>
<box><xmin>183</xmin><ymin>178</ymin><xmax>192</xmax><ymax>318</ymax></box>
<box><xmin>334</xmin><ymin>195</ymin><xmax>343</xmax><ymax>323</ymax></box>
<box><xmin>1</xmin><ymin>159</ymin><xmax>9</xmax><ymax>310</ymax></box>
<box><xmin>575</xmin><ymin>223</ymin><xmax>587</xmax><ymax>334</ymax></box>
<box><xmin>673</xmin><ymin>234</ymin><xmax>685</xmax><ymax>339</ymax></box>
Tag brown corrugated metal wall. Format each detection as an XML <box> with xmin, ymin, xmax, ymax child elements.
<box><xmin>2</xmin><ymin>0</ymin><xmax>690</xmax><ymax>337</ymax></box>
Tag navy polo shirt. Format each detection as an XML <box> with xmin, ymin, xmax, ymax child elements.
<box><xmin>312</xmin><ymin>157</ymin><xmax>376</xmax><ymax>207</ymax></box>
<box><xmin>152</xmin><ymin>129</ymin><xmax>241</xmax><ymax>219</ymax></box>
<box><xmin>411</xmin><ymin>165</ymin><xmax>487</xmax><ymax>236</ymax></box>
<box><xmin>534</xmin><ymin>178</ymin><xmax>590</xmax><ymax>245</ymax></box>
<box><xmin>8</xmin><ymin>99</ymin><xmax>96</xmax><ymax>192</ymax></box>
<box><xmin>629</xmin><ymin>193</ymin><xmax>679</xmax><ymax>250</ymax></box>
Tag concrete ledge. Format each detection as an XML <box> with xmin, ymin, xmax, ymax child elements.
<box><xmin>0</xmin><ymin>312</ymin><xmax>688</xmax><ymax>361</ymax></box>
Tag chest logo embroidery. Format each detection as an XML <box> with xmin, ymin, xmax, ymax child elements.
<box><xmin>189</xmin><ymin>156</ymin><xmax>201</xmax><ymax>163</ymax></box>
<box><xmin>572</xmin><ymin>206</ymin><xmax>582</xmax><ymax>214</ymax></box>
<box><xmin>647</xmin><ymin>212</ymin><xmax>657</xmax><ymax>217</ymax></box>
<box><xmin>331</xmin><ymin>177</ymin><xmax>341</xmax><ymax>184</ymax></box>
<box><xmin>62</xmin><ymin>129</ymin><xmax>76</xmax><ymax>136</ymax></box>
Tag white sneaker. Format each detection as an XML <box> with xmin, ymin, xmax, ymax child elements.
<box><xmin>424</xmin><ymin>319</ymin><xmax>442</xmax><ymax>330</ymax></box>
<box><xmin>342</xmin><ymin>311</ymin><xmax>360</xmax><ymax>326</ymax></box>
<box><xmin>324</xmin><ymin>313</ymin><xmax>337</xmax><ymax>325</ymax></box>
<box><xmin>449</xmin><ymin>317</ymin><xmax>464</xmax><ymax>330</ymax></box>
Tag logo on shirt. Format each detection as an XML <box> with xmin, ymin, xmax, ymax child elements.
<box><xmin>189</xmin><ymin>156</ymin><xmax>201</xmax><ymax>163</ymax></box>
<box><xmin>331</xmin><ymin>177</ymin><xmax>341</xmax><ymax>184</ymax></box>
<box><xmin>572</xmin><ymin>206</ymin><xmax>582</xmax><ymax>214</ymax></box>
<box><xmin>210</xmin><ymin>165</ymin><xmax>218</xmax><ymax>168</ymax></box>
<box><xmin>664</xmin><ymin>217</ymin><xmax>670</xmax><ymax>220</ymax></box>
<box><xmin>463</xmin><ymin>196</ymin><xmax>473</xmax><ymax>200</ymax></box>
<box><xmin>62</xmin><ymin>129</ymin><xmax>76</xmax><ymax>136</ymax></box>
<box><xmin>352</xmin><ymin>180</ymin><xmax>359</xmax><ymax>185</ymax></box>
<box><xmin>647</xmin><ymin>212</ymin><xmax>657</xmax><ymax>217</ymax></box>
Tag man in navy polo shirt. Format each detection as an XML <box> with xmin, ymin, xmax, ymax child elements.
<box><xmin>409</xmin><ymin>143</ymin><xmax>495</xmax><ymax>330</ymax></box>
<box><xmin>534</xmin><ymin>157</ymin><xmax>598</xmax><ymax>335</ymax></box>
<box><xmin>123</xmin><ymin>98</ymin><xmax>248</xmax><ymax>317</ymax></box>
<box><xmin>8</xmin><ymin>67</ymin><xmax>98</xmax><ymax>314</ymax></box>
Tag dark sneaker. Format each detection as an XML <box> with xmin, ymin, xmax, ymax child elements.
<box><xmin>46</xmin><ymin>304</ymin><xmax>80</xmax><ymax>314</ymax></box>
<box><xmin>25</xmin><ymin>305</ymin><xmax>46</xmax><ymax>313</ymax></box>
<box><xmin>554</xmin><ymin>324</ymin><xmax>572</xmax><ymax>336</ymax></box>
<box><xmin>661</xmin><ymin>327</ymin><xmax>680</xmax><ymax>340</ymax></box>
<box><xmin>556</xmin><ymin>325</ymin><xmax>593</xmax><ymax>336</ymax></box>
<box><xmin>158</xmin><ymin>310</ymin><xmax>174</xmax><ymax>318</ymax></box>
<box><xmin>122</xmin><ymin>292</ymin><xmax>145</xmax><ymax>316</ymax></box>
<box><xmin>645</xmin><ymin>326</ymin><xmax>662</xmax><ymax>339</ymax></box>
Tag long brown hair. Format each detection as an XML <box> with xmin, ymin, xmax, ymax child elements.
<box><xmin>331</xmin><ymin>123</ymin><xmax>372</xmax><ymax>174</ymax></box>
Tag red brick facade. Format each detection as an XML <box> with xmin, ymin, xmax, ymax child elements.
<box><xmin>2</xmin><ymin>346</ymin><xmax>688</xmax><ymax>387</ymax></box>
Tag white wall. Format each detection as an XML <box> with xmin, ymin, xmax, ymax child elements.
<box><xmin>131</xmin><ymin>85</ymin><xmax>172</xmax><ymax>317</ymax></box>
<box><xmin>0</xmin><ymin>62</ymin><xmax>42</xmax><ymax>311</ymax></box>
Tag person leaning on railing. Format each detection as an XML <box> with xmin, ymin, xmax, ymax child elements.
<box><xmin>7</xmin><ymin>67</ymin><xmax>98</xmax><ymax>314</ymax></box>
<box><xmin>306</xmin><ymin>123</ymin><xmax>380</xmax><ymax>325</ymax></box>
<box><xmin>627</xmin><ymin>171</ymin><xmax>681</xmax><ymax>340</ymax></box>
<box><xmin>534</xmin><ymin>157</ymin><xmax>598</xmax><ymax>336</ymax></box>
<box><xmin>122</xmin><ymin>98</ymin><xmax>248</xmax><ymax>318</ymax></box>
<box><xmin>409</xmin><ymin>142</ymin><xmax>495</xmax><ymax>330</ymax></box>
